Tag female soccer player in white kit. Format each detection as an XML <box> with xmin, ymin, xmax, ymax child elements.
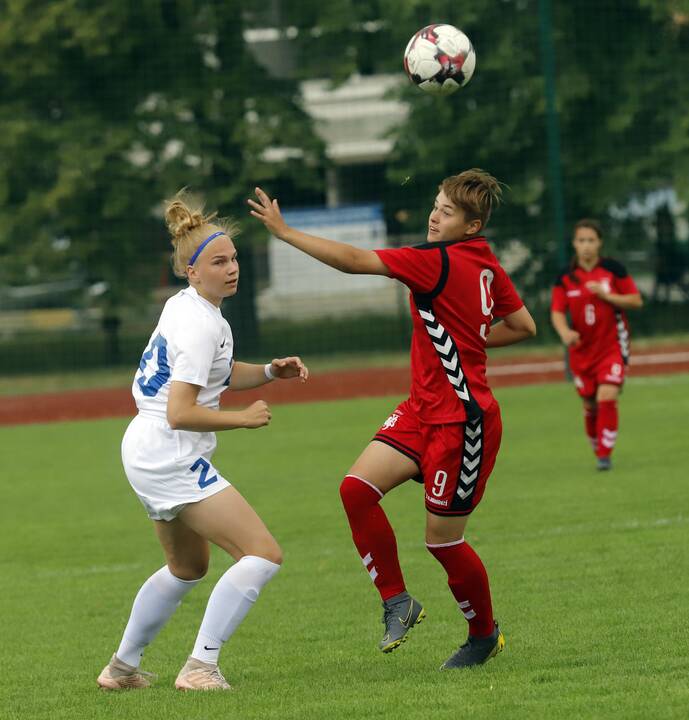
<box><xmin>97</xmin><ymin>191</ymin><xmax>307</xmax><ymax>691</ymax></box>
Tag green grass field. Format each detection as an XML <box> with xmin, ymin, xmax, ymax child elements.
<box><xmin>1</xmin><ymin>376</ymin><xmax>688</xmax><ymax>720</ymax></box>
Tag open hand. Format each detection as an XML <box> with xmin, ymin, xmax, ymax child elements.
<box><xmin>269</xmin><ymin>356</ymin><xmax>309</xmax><ymax>383</ymax></box>
<box><xmin>248</xmin><ymin>187</ymin><xmax>289</xmax><ymax>238</ymax></box>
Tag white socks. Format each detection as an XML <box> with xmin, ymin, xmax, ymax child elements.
<box><xmin>116</xmin><ymin>565</ymin><xmax>201</xmax><ymax>667</ymax></box>
<box><xmin>114</xmin><ymin>556</ymin><xmax>280</xmax><ymax>668</ymax></box>
<box><xmin>191</xmin><ymin>555</ymin><xmax>281</xmax><ymax>664</ymax></box>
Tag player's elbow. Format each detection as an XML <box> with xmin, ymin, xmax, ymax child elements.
<box><xmin>509</xmin><ymin>308</ymin><xmax>537</xmax><ymax>337</ymax></box>
<box><xmin>516</xmin><ymin>318</ymin><xmax>537</xmax><ymax>338</ymax></box>
<box><xmin>342</xmin><ymin>247</ymin><xmax>383</xmax><ymax>275</ymax></box>
<box><xmin>342</xmin><ymin>247</ymin><xmax>370</xmax><ymax>274</ymax></box>
<box><xmin>167</xmin><ymin>405</ymin><xmax>185</xmax><ymax>430</ymax></box>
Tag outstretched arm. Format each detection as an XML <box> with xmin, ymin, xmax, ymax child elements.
<box><xmin>485</xmin><ymin>306</ymin><xmax>537</xmax><ymax>348</ymax></box>
<box><xmin>248</xmin><ymin>187</ymin><xmax>390</xmax><ymax>276</ymax></box>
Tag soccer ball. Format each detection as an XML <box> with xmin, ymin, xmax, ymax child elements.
<box><xmin>403</xmin><ymin>24</ymin><xmax>476</xmax><ymax>96</ymax></box>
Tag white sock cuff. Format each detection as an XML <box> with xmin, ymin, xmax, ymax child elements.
<box><xmin>152</xmin><ymin>565</ymin><xmax>203</xmax><ymax>594</ymax></box>
<box><xmin>345</xmin><ymin>474</ymin><xmax>384</xmax><ymax>498</ymax></box>
<box><xmin>426</xmin><ymin>537</ymin><xmax>465</xmax><ymax>549</ymax></box>
<box><xmin>227</xmin><ymin>555</ymin><xmax>280</xmax><ymax>601</ymax></box>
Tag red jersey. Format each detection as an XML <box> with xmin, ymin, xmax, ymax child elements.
<box><xmin>551</xmin><ymin>258</ymin><xmax>639</xmax><ymax>368</ymax></box>
<box><xmin>375</xmin><ymin>236</ymin><xmax>524</xmax><ymax>424</ymax></box>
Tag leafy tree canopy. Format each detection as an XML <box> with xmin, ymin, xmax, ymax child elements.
<box><xmin>0</xmin><ymin>0</ymin><xmax>325</xmax><ymax>309</ymax></box>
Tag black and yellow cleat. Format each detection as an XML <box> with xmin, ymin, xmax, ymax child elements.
<box><xmin>440</xmin><ymin>622</ymin><xmax>505</xmax><ymax>669</ymax></box>
<box><xmin>379</xmin><ymin>592</ymin><xmax>426</xmax><ymax>653</ymax></box>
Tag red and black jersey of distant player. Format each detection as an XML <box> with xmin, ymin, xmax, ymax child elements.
<box><xmin>551</xmin><ymin>259</ymin><xmax>640</xmax><ymax>367</ymax></box>
<box><xmin>375</xmin><ymin>237</ymin><xmax>524</xmax><ymax>424</ymax></box>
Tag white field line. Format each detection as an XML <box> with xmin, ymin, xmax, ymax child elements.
<box><xmin>34</xmin><ymin>562</ymin><xmax>144</xmax><ymax>579</ymax></box>
<box><xmin>528</xmin><ymin>514</ymin><xmax>689</xmax><ymax>539</ymax></box>
<box><xmin>488</xmin><ymin>360</ymin><xmax>564</xmax><ymax>376</ymax></box>
<box><xmin>487</xmin><ymin>351</ymin><xmax>689</xmax><ymax>377</ymax></box>
<box><xmin>630</xmin><ymin>351</ymin><xmax>689</xmax><ymax>365</ymax></box>
<box><xmin>395</xmin><ymin>515</ymin><xmax>689</xmax><ymax>552</ymax></box>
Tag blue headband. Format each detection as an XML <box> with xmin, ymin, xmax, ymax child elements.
<box><xmin>189</xmin><ymin>231</ymin><xmax>226</xmax><ymax>266</ymax></box>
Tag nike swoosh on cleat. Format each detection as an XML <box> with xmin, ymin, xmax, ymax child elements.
<box><xmin>203</xmin><ymin>645</ymin><xmax>220</xmax><ymax>651</ymax></box>
<box><xmin>399</xmin><ymin>604</ymin><xmax>414</xmax><ymax>628</ymax></box>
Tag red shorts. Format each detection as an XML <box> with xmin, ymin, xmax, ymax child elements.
<box><xmin>373</xmin><ymin>399</ymin><xmax>503</xmax><ymax>516</ymax></box>
<box><xmin>570</xmin><ymin>352</ymin><xmax>626</xmax><ymax>398</ymax></box>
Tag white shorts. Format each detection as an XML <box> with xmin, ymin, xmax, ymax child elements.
<box><xmin>121</xmin><ymin>414</ymin><xmax>231</xmax><ymax>521</ymax></box>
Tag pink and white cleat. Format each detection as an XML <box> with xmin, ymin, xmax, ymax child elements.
<box><xmin>175</xmin><ymin>656</ymin><xmax>232</xmax><ymax>691</ymax></box>
<box><xmin>97</xmin><ymin>654</ymin><xmax>155</xmax><ymax>690</ymax></box>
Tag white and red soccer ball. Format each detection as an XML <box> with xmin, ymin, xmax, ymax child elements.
<box><xmin>403</xmin><ymin>24</ymin><xmax>476</xmax><ymax>96</ymax></box>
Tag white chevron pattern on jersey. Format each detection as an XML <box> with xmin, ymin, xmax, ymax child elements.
<box><xmin>418</xmin><ymin>308</ymin><xmax>470</xmax><ymax>402</ymax></box>
<box><xmin>456</xmin><ymin>419</ymin><xmax>483</xmax><ymax>500</ymax></box>
<box><xmin>615</xmin><ymin>311</ymin><xmax>630</xmax><ymax>363</ymax></box>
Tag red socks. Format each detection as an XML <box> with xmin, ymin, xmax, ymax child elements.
<box><xmin>339</xmin><ymin>475</ymin><xmax>406</xmax><ymax>601</ymax></box>
<box><xmin>427</xmin><ymin>539</ymin><xmax>494</xmax><ymax>638</ymax></box>
<box><xmin>341</xmin><ymin>476</ymin><xmax>495</xmax><ymax>637</ymax></box>
<box><xmin>584</xmin><ymin>406</ymin><xmax>597</xmax><ymax>451</ymax></box>
<box><xmin>596</xmin><ymin>400</ymin><xmax>618</xmax><ymax>459</ymax></box>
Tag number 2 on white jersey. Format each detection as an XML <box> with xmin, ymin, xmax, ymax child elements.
<box><xmin>479</xmin><ymin>269</ymin><xmax>495</xmax><ymax>340</ymax></box>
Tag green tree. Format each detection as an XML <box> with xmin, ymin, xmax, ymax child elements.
<box><xmin>0</xmin><ymin>0</ymin><xmax>325</xmax><ymax>357</ymax></box>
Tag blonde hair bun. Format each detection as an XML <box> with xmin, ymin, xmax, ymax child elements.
<box><xmin>164</xmin><ymin>190</ymin><xmax>217</xmax><ymax>242</ymax></box>
<box><xmin>163</xmin><ymin>189</ymin><xmax>239</xmax><ymax>278</ymax></box>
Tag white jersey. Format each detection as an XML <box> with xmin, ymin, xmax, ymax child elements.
<box><xmin>123</xmin><ymin>286</ymin><xmax>234</xmax><ymax>520</ymax></box>
<box><xmin>133</xmin><ymin>285</ymin><xmax>234</xmax><ymax>419</ymax></box>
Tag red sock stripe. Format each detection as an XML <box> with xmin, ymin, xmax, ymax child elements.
<box><xmin>427</xmin><ymin>539</ymin><xmax>494</xmax><ymax>637</ymax></box>
<box><xmin>596</xmin><ymin>400</ymin><xmax>618</xmax><ymax>459</ymax></box>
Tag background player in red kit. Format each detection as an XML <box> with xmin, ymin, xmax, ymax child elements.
<box><xmin>249</xmin><ymin>170</ymin><xmax>537</xmax><ymax>669</ymax></box>
<box><xmin>551</xmin><ymin>219</ymin><xmax>643</xmax><ymax>470</ymax></box>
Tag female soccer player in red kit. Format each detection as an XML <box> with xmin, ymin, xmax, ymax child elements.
<box><xmin>249</xmin><ymin>170</ymin><xmax>537</xmax><ymax>669</ymax></box>
<box><xmin>551</xmin><ymin>219</ymin><xmax>643</xmax><ymax>470</ymax></box>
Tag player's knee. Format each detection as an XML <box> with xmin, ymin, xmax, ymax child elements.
<box><xmin>264</xmin><ymin>544</ymin><xmax>283</xmax><ymax>566</ymax></box>
<box><xmin>340</xmin><ymin>474</ymin><xmax>380</xmax><ymax>512</ymax></box>
<box><xmin>248</xmin><ymin>538</ymin><xmax>283</xmax><ymax>566</ymax></box>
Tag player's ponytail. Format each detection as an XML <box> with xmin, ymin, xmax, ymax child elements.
<box><xmin>164</xmin><ymin>189</ymin><xmax>238</xmax><ymax>278</ymax></box>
